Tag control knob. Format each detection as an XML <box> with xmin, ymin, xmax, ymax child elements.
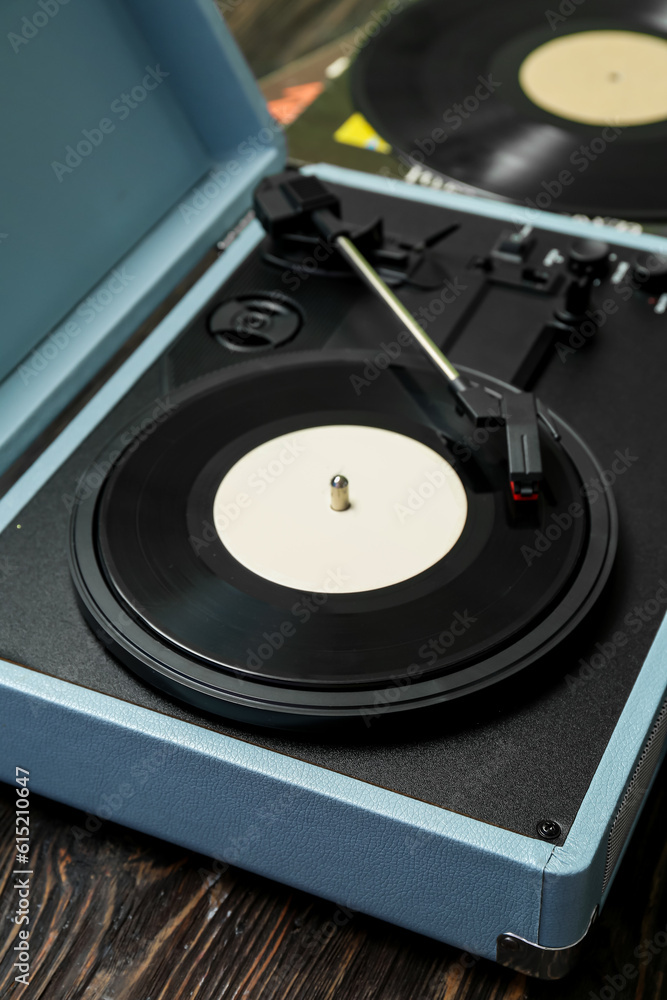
<box><xmin>567</xmin><ymin>238</ymin><xmax>610</xmax><ymax>280</ymax></box>
<box><xmin>631</xmin><ymin>252</ymin><xmax>667</xmax><ymax>295</ymax></box>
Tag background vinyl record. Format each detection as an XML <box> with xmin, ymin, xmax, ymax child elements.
<box><xmin>351</xmin><ymin>0</ymin><xmax>667</xmax><ymax>220</ymax></box>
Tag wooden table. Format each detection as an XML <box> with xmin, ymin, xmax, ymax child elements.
<box><xmin>222</xmin><ymin>0</ymin><xmax>385</xmax><ymax>79</ymax></box>
<box><xmin>1</xmin><ymin>769</ymin><xmax>666</xmax><ymax>999</ymax></box>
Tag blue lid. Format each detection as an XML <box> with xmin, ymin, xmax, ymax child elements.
<box><xmin>0</xmin><ymin>0</ymin><xmax>284</xmax><ymax>468</ymax></box>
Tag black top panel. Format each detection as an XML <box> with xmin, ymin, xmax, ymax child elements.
<box><xmin>2</xmin><ymin>181</ymin><xmax>666</xmax><ymax>843</ymax></box>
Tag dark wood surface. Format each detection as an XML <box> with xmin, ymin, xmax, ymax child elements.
<box><xmin>1</xmin><ymin>769</ymin><xmax>667</xmax><ymax>999</ymax></box>
<box><xmin>221</xmin><ymin>0</ymin><xmax>382</xmax><ymax>78</ymax></box>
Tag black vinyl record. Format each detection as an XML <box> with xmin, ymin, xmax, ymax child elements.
<box><xmin>70</xmin><ymin>352</ymin><xmax>616</xmax><ymax>728</ymax></box>
<box><xmin>351</xmin><ymin>0</ymin><xmax>667</xmax><ymax>220</ymax></box>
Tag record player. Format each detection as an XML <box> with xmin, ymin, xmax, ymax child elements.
<box><xmin>3</xmin><ymin>0</ymin><xmax>667</xmax><ymax>980</ymax></box>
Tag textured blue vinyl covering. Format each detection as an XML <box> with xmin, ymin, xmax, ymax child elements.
<box><xmin>0</xmin><ymin>0</ymin><xmax>284</xmax><ymax>471</ymax></box>
<box><xmin>0</xmin><ymin>661</ymin><xmax>552</xmax><ymax>960</ymax></box>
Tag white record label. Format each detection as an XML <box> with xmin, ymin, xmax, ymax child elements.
<box><xmin>212</xmin><ymin>424</ymin><xmax>468</xmax><ymax>594</ymax></box>
<box><xmin>519</xmin><ymin>30</ymin><xmax>667</xmax><ymax>127</ymax></box>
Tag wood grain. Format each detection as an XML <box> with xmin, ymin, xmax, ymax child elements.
<box><xmin>1</xmin><ymin>768</ymin><xmax>667</xmax><ymax>1000</ymax></box>
<box><xmin>220</xmin><ymin>0</ymin><xmax>384</xmax><ymax>78</ymax></box>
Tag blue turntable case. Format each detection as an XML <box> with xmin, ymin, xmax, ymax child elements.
<box><xmin>2</xmin><ymin>0</ymin><xmax>667</xmax><ymax>978</ymax></box>
<box><xmin>0</xmin><ymin>0</ymin><xmax>283</xmax><ymax>472</ymax></box>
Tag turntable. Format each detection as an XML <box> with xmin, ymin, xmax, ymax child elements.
<box><xmin>2</xmin><ymin>0</ymin><xmax>667</xmax><ymax>980</ymax></box>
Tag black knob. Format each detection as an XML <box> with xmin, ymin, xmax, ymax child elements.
<box><xmin>555</xmin><ymin>276</ymin><xmax>594</xmax><ymax>323</ymax></box>
<box><xmin>632</xmin><ymin>252</ymin><xmax>667</xmax><ymax>294</ymax></box>
<box><xmin>568</xmin><ymin>238</ymin><xmax>611</xmax><ymax>279</ymax></box>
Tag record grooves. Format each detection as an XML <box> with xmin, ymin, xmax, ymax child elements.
<box><xmin>351</xmin><ymin>0</ymin><xmax>667</xmax><ymax>220</ymax></box>
<box><xmin>70</xmin><ymin>351</ymin><xmax>617</xmax><ymax>727</ymax></box>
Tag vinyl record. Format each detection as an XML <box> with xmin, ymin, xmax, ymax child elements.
<box><xmin>70</xmin><ymin>352</ymin><xmax>616</xmax><ymax>727</ymax></box>
<box><xmin>351</xmin><ymin>0</ymin><xmax>667</xmax><ymax>220</ymax></box>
